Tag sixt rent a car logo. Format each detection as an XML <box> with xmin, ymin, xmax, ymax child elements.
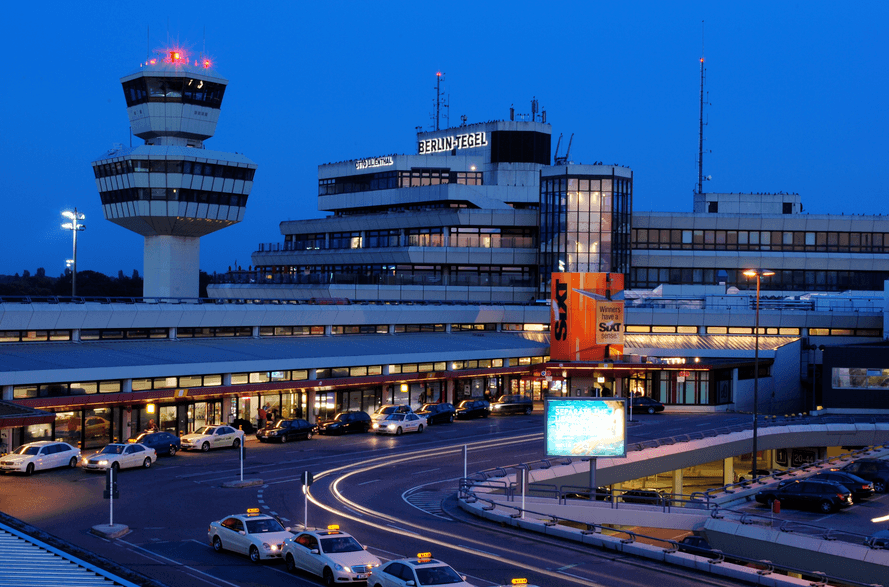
<box><xmin>553</xmin><ymin>280</ymin><xmax>568</xmax><ymax>341</ymax></box>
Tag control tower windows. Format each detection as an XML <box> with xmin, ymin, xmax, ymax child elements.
<box><xmin>122</xmin><ymin>77</ymin><xmax>226</xmax><ymax>108</ymax></box>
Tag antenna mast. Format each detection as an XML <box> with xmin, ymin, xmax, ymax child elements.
<box><xmin>433</xmin><ymin>72</ymin><xmax>448</xmax><ymax>131</ymax></box>
<box><xmin>697</xmin><ymin>21</ymin><xmax>706</xmax><ymax>195</ymax></box>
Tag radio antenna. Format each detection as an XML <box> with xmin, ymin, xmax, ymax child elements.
<box><xmin>697</xmin><ymin>20</ymin><xmax>709</xmax><ymax>195</ymax></box>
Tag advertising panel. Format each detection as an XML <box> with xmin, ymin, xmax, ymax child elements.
<box><xmin>550</xmin><ymin>272</ymin><xmax>624</xmax><ymax>361</ymax></box>
<box><xmin>544</xmin><ymin>398</ymin><xmax>627</xmax><ymax>457</ymax></box>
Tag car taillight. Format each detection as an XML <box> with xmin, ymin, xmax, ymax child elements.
<box><xmin>836</xmin><ymin>493</ymin><xmax>845</xmax><ymax>499</ymax></box>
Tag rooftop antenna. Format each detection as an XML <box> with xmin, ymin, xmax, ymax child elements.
<box><xmin>432</xmin><ymin>72</ymin><xmax>449</xmax><ymax>131</ymax></box>
<box><xmin>146</xmin><ymin>26</ymin><xmax>150</xmax><ymax>61</ymax></box>
<box><xmin>697</xmin><ymin>20</ymin><xmax>711</xmax><ymax>195</ymax></box>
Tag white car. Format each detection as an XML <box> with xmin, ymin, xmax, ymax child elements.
<box><xmin>209</xmin><ymin>509</ymin><xmax>294</xmax><ymax>563</ymax></box>
<box><xmin>181</xmin><ymin>425</ymin><xmax>244</xmax><ymax>451</ymax></box>
<box><xmin>282</xmin><ymin>525</ymin><xmax>381</xmax><ymax>584</ymax></box>
<box><xmin>0</xmin><ymin>441</ymin><xmax>81</xmax><ymax>475</ymax></box>
<box><xmin>81</xmin><ymin>443</ymin><xmax>156</xmax><ymax>471</ymax></box>
<box><xmin>369</xmin><ymin>553</ymin><xmax>475</xmax><ymax>587</ymax></box>
<box><xmin>372</xmin><ymin>413</ymin><xmax>426</xmax><ymax>435</ymax></box>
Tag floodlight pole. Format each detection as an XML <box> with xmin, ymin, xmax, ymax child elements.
<box><xmin>744</xmin><ymin>269</ymin><xmax>772</xmax><ymax>479</ymax></box>
<box><xmin>62</xmin><ymin>208</ymin><xmax>86</xmax><ymax>297</ymax></box>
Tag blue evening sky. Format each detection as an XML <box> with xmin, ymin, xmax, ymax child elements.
<box><xmin>2</xmin><ymin>1</ymin><xmax>886</xmax><ymax>277</ymax></box>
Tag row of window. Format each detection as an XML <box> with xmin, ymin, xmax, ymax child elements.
<box><xmin>94</xmin><ymin>159</ymin><xmax>255</xmax><ymax>181</ymax></box>
<box><xmin>628</xmin><ymin>324</ymin><xmax>880</xmax><ymax>337</ymax></box>
<box><xmin>630</xmin><ymin>267</ymin><xmax>889</xmax><ymax>292</ymax></box>
<box><xmin>282</xmin><ymin>227</ymin><xmax>536</xmax><ymax>251</ymax></box>
<box><xmin>333</xmin><ymin>202</ymin><xmax>471</xmax><ymax>217</ymax></box>
<box><xmin>11</xmin><ymin>355</ymin><xmax>549</xmax><ymax>399</ymax></box>
<box><xmin>99</xmin><ymin>187</ymin><xmax>248</xmax><ymax>207</ymax></box>
<box><xmin>318</xmin><ymin>169</ymin><xmax>483</xmax><ymax>196</ymax></box>
<box><xmin>252</xmin><ymin>264</ymin><xmax>536</xmax><ymax>288</ymax></box>
<box><xmin>122</xmin><ymin>76</ymin><xmax>226</xmax><ymax>108</ymax></box>
<box><xmin>633</xmin><ymin>228</ymin><xmax>889</xmax><ymax>253</ymax></box>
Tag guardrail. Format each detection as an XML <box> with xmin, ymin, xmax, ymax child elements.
<box><xmin>457</xmin><ymin>484</ymin><xmax>883</xmax><ymax>587</ymax></box>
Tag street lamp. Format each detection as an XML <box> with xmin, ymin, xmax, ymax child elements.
<box><xmin>743</xmin><ymin>268</ymin><xmax>774</xmax><ymax>479</ymax></box>
<box><xmin>61</xmin><ymin>209</ymin><xmax>86</xmax><ymax>296</ymax></box>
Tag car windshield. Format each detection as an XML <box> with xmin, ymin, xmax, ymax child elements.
<box><xmin>384</xmin><ymin>414</ymin><xmax>405</xmax><ymax>422</ymax></box>
<box><xmin>245</xmin><ymin>518</ymin><xmax>286</xmax><ymax>533</ymax></box>
<box><xmin>133</xmin><ymin>433</ymin><xmax>151</xmax><ymax>442</ymax></box>
<box><xmin>194</xmin><ymin>426</ymin><xmax>216</xmax><ymax>435</ymax></box>
<box><xmin>12</xmin><ymin>445</ymin><xmax>41</xmax><ymax>455</ymax></box>
<box><xmin>375</xmin><ymin>406</ymin><xmax>397</xmax><ymax>415</ymax></box>
<box><xmin>320</xmin><ymin>536</ymin><xmax>363</xmax><ymax>553</ymax></box>
<box><xmin>415</xmin><ymin>565</ymin><xmax>464</xmax><ymax>585</ymax></box>
<box><xmin>99</xmin><ymin>445</ymin><xmax>126</xmax><ymax>455</ymax></box>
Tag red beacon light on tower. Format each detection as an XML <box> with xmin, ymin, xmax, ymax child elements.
<box><xmin>202</xmin><ymin>58</ymin><xmax>211</xmax><ymax>69</ymax></box>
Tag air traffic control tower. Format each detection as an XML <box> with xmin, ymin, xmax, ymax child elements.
<box><xmin>92</xmin><ymin>48</ymin><xmax>257</xmax><ymax>298</ymax></box>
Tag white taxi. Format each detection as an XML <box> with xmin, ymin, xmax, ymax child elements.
<box><xmin>181</xmin><ymin>425</ymin><xmax>244</xmax><ymax>452</ymax></box>
<box><xmin>369</xmin><ymin>553</ymin><xmax>475</xmax><ymax>587</ymax></box>
<box><xmin>208</xmin><ymin>508</ymin><xmax>294</xmax><ymax>563</ymax></box>
<box><xmin>82</xmin><ymin>443</ymin><xmax>156</xmax><ymax>471</ymax></box>
<box><xmin>0</xmin><ymin>441</ymin><xmax>81</xmax><ymax>475</ymax></box>
<box><xmin>282</xmin><ymin>524</ymin><xmax>381</xmax><ymax>584</ymax></box>
<box><xmin>372</xmin><ymin>413</ymin><xmax>426</xmax><ymax>435</ymax></box>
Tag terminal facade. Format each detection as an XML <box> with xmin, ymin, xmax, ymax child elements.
<box><xmin>1</xmin><ymin>59</ymin><xmax>888</xmax><ymax>452</ymax></box>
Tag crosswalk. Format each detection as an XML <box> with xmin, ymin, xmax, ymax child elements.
<box><xmin>404</xmin><ymin>490</ymin><xmax>450</xmax><ymax>519</ymax></box>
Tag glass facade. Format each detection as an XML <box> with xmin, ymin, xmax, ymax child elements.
<box><xmin>539</xmin><ymin>172</ymin><xmax>632</xmax><ymax>294</ymax></box>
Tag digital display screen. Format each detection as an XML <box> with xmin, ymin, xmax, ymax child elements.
<box><xmin>544</xmin><ymin>398</ymin><xmax>626</xmax><ymax>457</ymax></box>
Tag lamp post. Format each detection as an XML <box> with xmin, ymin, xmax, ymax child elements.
<box><xmin>743</xmin><ymin>268</ymin><xmax>774</xmax><ymax>479</ymax></box>
<box><xmin>61</xmin><ymin>209</ymin><xmax>86</xmax><ymax>296</ymax></box>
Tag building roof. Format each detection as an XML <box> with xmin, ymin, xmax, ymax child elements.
<box><xmin>626</xmin><ymin>334</ymin><xmax>799</xmax><ymax>356</ymax></box>
<box><xmin>0</xmin><ymin>332</ymin><xmax>550</xmax><ymax>385</ymax></box>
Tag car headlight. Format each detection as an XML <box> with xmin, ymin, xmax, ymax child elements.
<box><xmin>387</xmin><ymin>424</ymin><xmax>396</xmax><ymax>430</ymax></box>
<box><xmin>334</xmin><ymin>563</ymin><xmax>352</xmax><ymax>572</ymax></box>
<box><xmin>262</xmin><ymin>542</ymin><xmax>274</xmax><ymax>551</ymax></box>
<box><xmin>81</xmin><ymin>457</ymin><xmax>89</xmax><ymax>465</ymax></box>
<box><xmin>372</xmin><ymin>423</ymin><xmax>380</xmax><ymax>429</ymax></box>
<box><xmin>98</xmin><ymin>460</ymin><xmax>109</xmax><ymax>466</ymax></box>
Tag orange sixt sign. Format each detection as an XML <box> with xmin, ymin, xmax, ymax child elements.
<box><xmin>550</xmin><ymin>273</ymin><xmax>624</xmax><ymax>361</ymax></box>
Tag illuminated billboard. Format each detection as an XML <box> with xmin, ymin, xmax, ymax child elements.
<box><xmin>544</xmin><ymin>398</ymin><xmax>626</xmax><ymax>457</ymax></box>
<box><xmin>550</xmin><ymin>272</ymin><xmax>624</xmax><ymax>361</ymax></box>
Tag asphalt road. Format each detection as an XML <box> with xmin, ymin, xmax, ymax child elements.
<box><xmin>0</xmin><ymin>412</ymin><xmax>812</xmax><ymax>587</ymax></box>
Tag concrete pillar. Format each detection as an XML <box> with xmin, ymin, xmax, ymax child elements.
<box><xmin>672</xmin><ymin>468</ymin><xmax>684</xmax><ymax>498</ymax></box>
<box><xmin>306</xmin><ymin>389</ymin><xmax>317</xmax><ymax>424</ymax></box>
<box><xmin>143</xmin><ymin>235</ymin><xmax>200</xmax><ymax>298</ymax></box>
<box><xmin>2</xmin><ymin>385</ymin><xmax>12</xmax><ymax>401</ymax></box>
<box><xmin>723</xmin><ymin>457</ymin><xmax>735</xmax><ymax>485</ymax></box>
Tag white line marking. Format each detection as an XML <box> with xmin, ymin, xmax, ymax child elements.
<box><xmin>118</xmin><ymin>539</ymin><xmax>244</xmax><ymax>587</ymax></box>
<box><xmin>412</xmin><ymin>468</ymin><xmax>441</xmax><ymax>475</ymax></box>
<box><xmin>459</xmin><ymin>544</ymin><xmax>499</xmax><ymax>557</ymax></box>
<box><xmin>358</xmin><ymin>479</ymin><xmax>380</xmax><ymax>486</ymax></box>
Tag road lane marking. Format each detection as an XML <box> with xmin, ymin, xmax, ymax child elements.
<box><xmin>358</xmin><ymin>479</ymin><xmax>380</xmax><ymax>486</ymax></box>
<box><xmin>117</xmin><ymin>538</ymin><xmax>244</xmax><ymax>587</ymax></box>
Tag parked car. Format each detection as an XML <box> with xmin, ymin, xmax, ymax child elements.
<box><xmin>489</xmin><ymin>394</ymin><xmax>533</xmax><ymax>415</ymax></box>
<box><xmin>0</xmin><ymin>441</ymin><xmax>81</xmax><ymax>475</ymax></box>
<box><xmin>631</xmin><ymin>396</ymin><xmax>665</xmax><ymax>414</ymax></box>
<box><xmin>130</xmin><ymin>431</ymin><xmax>181</xmax><ymax>456</ymax></box>
<box><xmin>256</xmin><ymin>419</ymin><xmax>314</xmax><ymax>443</ymax></box>
<box><xmin>677</xmin><ymin>535</ymin><xmax>714</xmax><ymax>556</ymax></box>
<box><xmin>416</xmin><ymin>403</ymin><xmax>456</xmax><ymax>425</ymax></box>
<box><xmin>82</xmin><ymin>443</ymin><xmax>156</xmax><ymax>472</ymax></box>
<box><xmin>181</xmin><ymin>425</ymin><xmax>244</xmax><ymax>452</ymax></box>
<box><xmin>316</xmin><ymin>411</ymin><xmax>371</xmax><ymax>435</ymax></box>
<box><xmin>369</xmin><ymin>553</ymin><xmax>473</xmax><ymax>587</ymax></box>
<box><xmin>841</xmin><ymin>459</ymin><xmax>889</xmax><ymax>493</ymax></box>
<box><xmin>455</xmin><ymin>399</ymin><xmax>490</xmax><ymax>419</ymax></box>
<box><xmin>282</xmin><ymin>524</ymin><xmax>381</xmax><ymax>584</ymax></box>
<box><xmin>209</xmin><ymin>508</ymin><xmax>294</xmax><ymax>563</ymax></box>
<box><xmin>620</xmin><ymin>488</ymin><xmax>672</xmax><ymax>506</ymax></box>
<box><xmin>779</xmin><ymin>471</ymin><xmax>874</xmax><ymax>501</ymax></box>
<box><xmin>371</xmin><ymin>405</ymin><xmax>412</xmax><ymax>424</ymax></box>
<box><xmin>230</xmin><ymin>418</ymin><xmax>255</xmax><ymax>434</ymax></box>
<box><xmin>754</xmin><ymin>479</ymin><xmax>853</xmax><ymax>513</ymax></box>
<box><xmin>563</xmin><ymin>487</ymin><xmax>612</xmax><ymax>501</ymax></box>
<box><xmin>372</xmin><ymin>413</ymin><xmax>426</xmax><ymax>435</ymax></box>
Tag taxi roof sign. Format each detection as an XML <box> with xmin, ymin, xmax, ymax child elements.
<box><xmin>417</xmin><ymin>552</ymin><xmax>432</xmax><ymax>560</ymax></box>
<box><xmin>246</xmin><ymin>508</ymin><xmax>261</xmax><ymax>515</ymax></box>
<box><xmin>327</xmin><ymin>524</ymin><xmax>340</xmax><ymax>531</ymax></box>
<box><xmin>512</xmin><ymin>580</ymin><xmax>528</xmax><ymax>585</ymax></box>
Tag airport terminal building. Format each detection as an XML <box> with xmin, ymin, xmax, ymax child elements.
<box><xmin>1</xmin><ymin>57</ymin><xmax>888</xmax><ymax>452</ymax></box>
